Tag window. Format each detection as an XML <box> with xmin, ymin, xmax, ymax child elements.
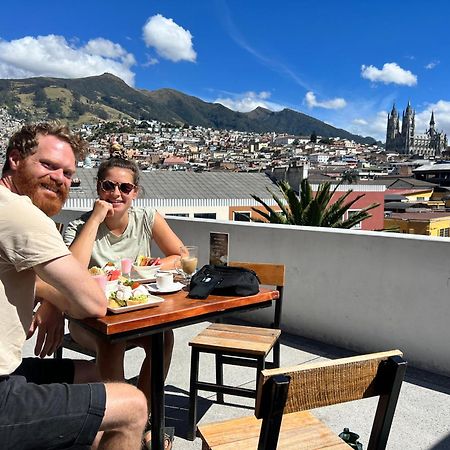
<box><xmin>439</xmin><ymin>228</ymin><xmax>450</xmax><ymax>237</ymax></box>
<box><xmin>166</xmin><ymin>213</ymin><xmax>189</xmax><ymax>217</ymax></box>
<box><xmin>347</xmin><ymin>209</ymin><xmax>362</xmax><ymax>229</ymax></box>
<box><xmin>194</xmin><ymin>213</ymin><xmax>217</xmax><ymax>220</ymax></box>
<box><xmin>233</xmin><ymin>211</ymin><xmax>251</xmax><ymax>222</ymax></box>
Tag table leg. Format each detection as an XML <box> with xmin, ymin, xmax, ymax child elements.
<box><xmin>151</xmin><ymin>331</ymin><xmax>165</xmax><ymax>450</ymax></box>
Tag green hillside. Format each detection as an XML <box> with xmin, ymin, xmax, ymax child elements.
<box><xmin>0</xmin><ymin>73</ymin><xmax>377</xmax><ymax>144</ymax></box>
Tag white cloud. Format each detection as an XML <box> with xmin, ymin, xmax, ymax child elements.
<box><xmin>425</xmin><ymin>60</ymin><xmax>440</xmax><ymax>70</ymax></box>
<box><xmin>361</xmin><ymin>62</ymin><xmax>417</xmax><ymax>86</ymax></box>
<box><xmin>414</xmin><ymin>100</ymin><xmax>450</xmax><ymax>136</ymax></box>
<box><xmin>347</xmin><ymin>100</ymin><xmax>450</xmax><ymax>142</ymax></box>
<box><xmin>0</xmin><ymin>35</ymin><xmax>136</xmax><ymax>85</ymax></box>
<box><xmin>304</xmin><ymin>91</ymin><xmax>346</xmax><ymax>109</ymax></box>
<box><xmin>214</xmin><ymin>91</ymin><xmax>284</xmax><ymax>112</ymax></box>
<box><xmin>142</xmin><ymin>14</ymin><xmax>196</xmax><ymax>63</ymax></box>
<box><xmin>83</xmin><ymin>38</ymin><xmax>133</xmax><ymax>61</ymax></box>
<box><xmin>143</xmin><ymin>56</ymin><xmax>159</xmax><ymax>67</ymax></box>
<box><xmin>348</xmin><ymin>111</ymin><xmax>388</xmax><ymax>141</ymax></box>
<box><xmin>352</xmin><ymin>118</ymin><xmax>368</xmax><ymax>125</ymax></box>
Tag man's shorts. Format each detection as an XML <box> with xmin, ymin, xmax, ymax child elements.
<box><xmin>0</xmin><ymin>358</ymin><xmax>106</xmax><ymax>450</ymax></box>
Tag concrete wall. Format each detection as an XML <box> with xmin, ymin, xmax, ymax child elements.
<box><xmin>164</xmin><ymin>217</ymin><xmax>450</xmax><ymax>377</ymax></box>
<box><xmin>55</xmin><ymin>210</ymin><xmax>450</xmax><ymax>376</ymax></box>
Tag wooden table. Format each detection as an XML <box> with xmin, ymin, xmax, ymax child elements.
<box><xmin>75</xmin><ymin>287</ymin><xmax>279</xmax><ymax>450</ymax></box>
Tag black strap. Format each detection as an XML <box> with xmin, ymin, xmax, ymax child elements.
<box><xmin>188</xmin><ymin>272</ymin><xmax>223</xmax><ymax>299</ymax></box>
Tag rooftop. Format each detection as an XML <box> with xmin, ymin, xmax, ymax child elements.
<box><xmin>70</xmin><ymin>169</ymin><xmax>278</xmax><ymax>201</ymax></box>
<box><xmin>387</xmin><ymin>211</ymin><xmax>450</xmax><ymax>221</ymax></box>
<box><xmin>22</xmin><ymin>321</ymin><xmax>450</xmax><ymax>449</ymax></box>
<box><xmin>42</xmin><ymin>212</ymin><xmax>450</xmax><ymax>449</ymax></box>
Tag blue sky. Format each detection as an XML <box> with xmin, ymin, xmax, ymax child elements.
<box><xmin>1</xmin><ymin>0</ymin><xmax>449</xmax><ymax>142</ymax></box>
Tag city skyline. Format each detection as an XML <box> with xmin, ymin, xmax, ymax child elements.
<box><xmin>0</xmin><ymin>1</ymin><xmax>449</xmax><ymax>142</ymax></box>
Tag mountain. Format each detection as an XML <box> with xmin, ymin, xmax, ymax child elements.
<box><xmin>0</xmin><ymin>73</ymin><xmax>377</xmax><ymax>144</ymax></box>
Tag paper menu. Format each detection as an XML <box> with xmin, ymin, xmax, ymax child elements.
<box><xmin>209</xmin><ymin>232</ymin><xmax>229</xmax><ymax>266</ymax></box>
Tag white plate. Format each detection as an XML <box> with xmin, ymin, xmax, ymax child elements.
<box><xmin>132</xmin><ymin>265</ymin><xmax>162</xmax><ymax>280</ymax></box>
<box><xmin>131</xmin><ymin>276</ymin><xmax>158</xmax><ymax>284</ymax></box>
<box><xmin>107</xmin><ymin>295</ymin><xmax>164</xmax><ymax>314</ymax></box>
<box><xmin>146</xmin><ymin>282</ymin><xmax>185</xmax><ymax>294</ymax></box>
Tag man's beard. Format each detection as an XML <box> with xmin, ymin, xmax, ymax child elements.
<box><xmin>15</xmin><ymin>164</ymin><xmax>69</xmax><ymax>217</ymax></box>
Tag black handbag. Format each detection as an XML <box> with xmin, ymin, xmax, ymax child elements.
<box><xmin>188</xmin><ymin>264</ymin><xmax>260</xmax><ymax>300</ymax></box>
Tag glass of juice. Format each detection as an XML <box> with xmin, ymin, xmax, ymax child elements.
<box><xmin>121</xmin><ymin>257</ymin><xmax>133</xmax><ymax>279</ymax></box>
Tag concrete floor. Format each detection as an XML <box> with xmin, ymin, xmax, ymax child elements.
<box><xmin>23</xmin><ymin>321</ymin><xmax>450</xmax><ymax>450</ymax></box>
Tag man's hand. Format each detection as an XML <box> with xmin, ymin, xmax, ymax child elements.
<box><xmin>27</xmin><ymin>300</ymin><xmax>64</xmax><ymax>358</ymax></box>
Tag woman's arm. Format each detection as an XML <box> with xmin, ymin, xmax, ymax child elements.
<box><xmin>68</xmin><ymin>200</ymin><xmax>113</xmax><ymax>268</ymax></box>
<box><xmin>152</xmin><ymin>212</ymin><xmax>185</xmax><ymax>269</ymax></box>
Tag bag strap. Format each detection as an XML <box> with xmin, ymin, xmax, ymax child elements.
<box><xmin>188</xmin><ymin>271</ymin><xmax>224</xmax><ymax>299</ymax></box>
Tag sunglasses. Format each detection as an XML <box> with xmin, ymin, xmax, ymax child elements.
<box><xmin>99</xmin><ymin>179</ymin><xmax>136</xmax><ymax>194</ymax></box>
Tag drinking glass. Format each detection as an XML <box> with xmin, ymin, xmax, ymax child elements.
<box><xmin>178</xmin><ymin>245</ymin><xmax>198</xmax><ymax>283</ymax></box>
<box><xmin>121</xmin><ymin>257</ymin><xmax>133</xmax><ymax>279</ymax></box>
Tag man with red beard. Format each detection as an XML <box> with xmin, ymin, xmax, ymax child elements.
<box><xmin>0</xmin><ymin>123</ymin><xmax>147</xmax><ymax>450</ymax></box>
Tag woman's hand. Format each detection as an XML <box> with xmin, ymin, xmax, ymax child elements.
<box><xmin>91</xmin><ymin>199</ymin><xmax>114</xmax><ymax>224</ymax></box>
<box><xmin>68</xmin><ymin>200</ymin><xmax>114</xmax><ymax>268</ymax></box>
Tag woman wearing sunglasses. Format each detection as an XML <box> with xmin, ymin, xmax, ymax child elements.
<box><xmin>63</xmin><ymin>153</ymin><xmax>183</xmax><ymax>439</ymax></box>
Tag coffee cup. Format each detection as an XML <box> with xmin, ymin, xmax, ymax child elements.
<box><xmin>156</xmin><ymin>272</ymin><xmax>174</xmax><ymax>291</ymax></box>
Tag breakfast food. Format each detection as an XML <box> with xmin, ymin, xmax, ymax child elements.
<box><xmin>89</xmin><ymin>266</ymin><xmax>105</xmax><ymax>276</ymax></box>
<box><xmin>107</xmin><ymin>269</ymin><xmax>122</xmax><ymax>281</ymax></box>
<box><xmin>136</xmin><ymin>255</ymin><xmax>159</xmax><ymax>267</ymax></box>
<box><xmin>108</xmin><ymin>299</ymin><xmax>121</xmax><ymax>308</ymax></box>
<box><xmin>92</xmin><ymin>262</ymin><xmax>122</xmax><ymax>281</ymax></box>
<box><xmin>107</xmin><ymin>282</ymin><xmax>149</xmax><ymax>308</ymax></box>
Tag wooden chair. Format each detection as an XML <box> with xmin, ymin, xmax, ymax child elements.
<box><xmin>187</xmin><ymin>262</ymin><xmax>285</xmax><ymax>440</ymax></box>
<box><xmin>198</xmin><ymin>349</ymin><xmax>407</xmax><ymax>450</ymax></box>
<box><xmin>54</xmin><ymin>333</ymin><xmax>97</xmax><ymax>359</ymax></box>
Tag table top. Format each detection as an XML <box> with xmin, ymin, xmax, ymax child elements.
<box><xmin>76</xmin><ymin>288</ymin><xmax>279</xmax><ymax>339</ymax></box>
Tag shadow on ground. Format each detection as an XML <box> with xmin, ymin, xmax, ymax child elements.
<box><xmin>430</xmin><ymin>434</ymin><xmax>450</xmax><ymax>449</ymax></box>
<box><xmin>162</xmin><ymin>385</ymin><xmax>254</xmax><ymax>439</ymax></box>
<box><xmin>236</xmin><ymin>319</ymin><xmax>450</xmax><ymax>397</ymax></box>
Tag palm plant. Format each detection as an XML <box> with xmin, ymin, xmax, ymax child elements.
<box><xmin>341</xmin><ymin>169</ymin><xmax>359</xmax><ymax>184</ymax></box>
<box><xmin>251</xmin><ymin>179</ymin><xmax>379</xmax><ymax>229</ymax></box>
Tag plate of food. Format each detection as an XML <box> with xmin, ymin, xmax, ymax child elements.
<box><xmin>132</xmin><ymin>255</ymin><xmax>162</xmax><ymax>280</ymax></box>
<box><xmin>89</xmin><ymin>264</ymin><xmax>123</xmax><ymax>282</ymax></box>
<box><xmin>106</xmin><ymin>280</ymin><xmax>164</xmax><ymax>314</ymax></box>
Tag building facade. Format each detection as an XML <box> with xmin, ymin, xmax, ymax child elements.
<box><xmin>384</xmin><ymin>211</ymin><xmax>450</xmax><ymax>237</ymax></box>
<box><xmin>386</xmin><ymin>102</ymin><xmax>447</xmax><ymax>157</ymax></box>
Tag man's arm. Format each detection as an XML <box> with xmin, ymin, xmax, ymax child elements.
<box><xmin>34</xmin><ymin>254</ymin><xmax>107</xmax><ymax>319</ymax></box>
<box><xmin>67</xmin><ymin>200</ymin><xmax>113</xmax><ymax>267</ymax></box>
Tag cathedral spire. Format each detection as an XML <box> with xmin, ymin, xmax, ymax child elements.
<box><xmin>430</xmin><ymin>110</ymin><xmax>435</xmax><ymax>127</ymax></box>
<box><xmin>390</xmin><ymin>103</ymin><xmax>397</xmax><ymax>117</ymax></box>
<box><xmin>405</xmin><ymin>100</ymin><xmax>412</xmax><ymax>117</ymax></box>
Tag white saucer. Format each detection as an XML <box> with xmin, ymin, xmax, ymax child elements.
<box><xmin>146</xmin><ymin>281</ymin><xmax>185</xmax><ymax>294</ymax></box>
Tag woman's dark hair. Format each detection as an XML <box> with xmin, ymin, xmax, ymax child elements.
<box><xmin>97</xmin><ymin>157</ymin><xmax>140</xmax><ymax>186</ymax></box>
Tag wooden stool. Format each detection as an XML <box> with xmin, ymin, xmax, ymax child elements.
<box><xmin>187</xmin><ymin>262</ymin><xmax>285</xmax><ymax>440</ymax></box>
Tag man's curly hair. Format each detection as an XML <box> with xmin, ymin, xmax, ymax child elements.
<box><xmin>2</xmin><ymin>122</ymin><xmax>88</xmax><ymax>175</ymax></box>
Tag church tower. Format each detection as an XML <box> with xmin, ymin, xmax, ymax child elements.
<box><xmin>429</xmin><ymin>111</ymin><xmax>436</xmax><ymax>136</ymax></box>
<box><xmin>386</xmin><ymin>104</ymin><xmax>400</xmax><ymax>151</ymax></box>
<box><xmin>401</xmin><ymin>101</ymin><xmax>415</xmax><ymax>154</ymax></box>
<box><xmin>387</xmin><ymin>102</ymin><xmax>447</xmax><ymax>156</ymax></box>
